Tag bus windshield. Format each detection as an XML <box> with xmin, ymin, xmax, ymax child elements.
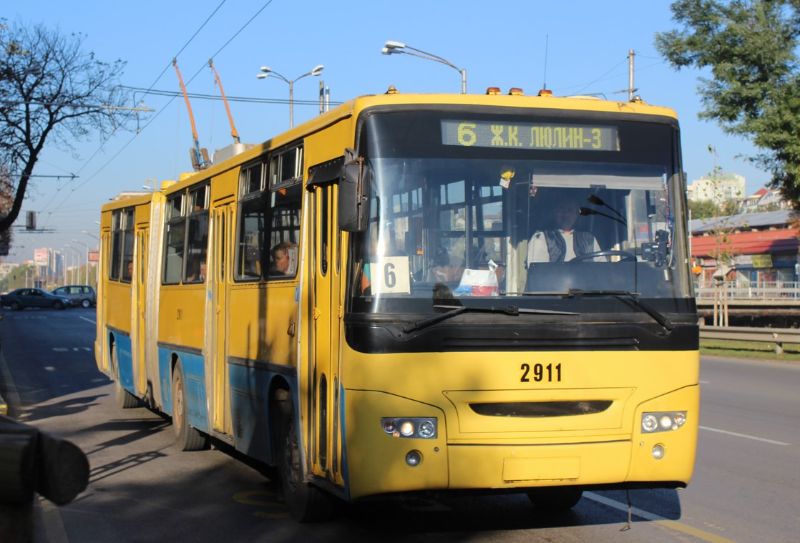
<box><xmin>349</xmin><ymin>111</ymin><xmax>690</xmax><ymax>314</ymax></box>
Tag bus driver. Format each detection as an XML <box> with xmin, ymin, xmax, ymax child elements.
<box><xmin>527</xmin><ymin>198</ymin><xmax>600</xmax><ymax>265</ymax></box>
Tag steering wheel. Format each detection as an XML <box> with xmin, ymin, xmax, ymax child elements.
<box><xmin>569</xmin><ymin>250</ymin><xmax>637</xmax><ymax>263</ymax></box>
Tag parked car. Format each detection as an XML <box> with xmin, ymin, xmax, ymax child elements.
<box><xmin>51</xmin><ymin>285</ymin><xmax>96</xmax><ymax>308</ymax></box>
<box><xmin>0</xmin><ymin>288</ymin><xmax>71</xmax><ymax>310</ymax></box>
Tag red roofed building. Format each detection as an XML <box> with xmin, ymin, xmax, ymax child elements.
<box><xmin>690</xmin><ymin>210</ymin><xmax>800</xmax><ymax>286</ymax></box>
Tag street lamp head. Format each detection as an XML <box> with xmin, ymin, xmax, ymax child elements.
<box><xmin>310</xmin><ymin>64</ymin><xmax>324</xmax><ymax>77</ymax></box>
<box><xmin>384</xmin><ymin>40</ymin><xmax>406</xmax><ymax>52</ymax></box>
<box><xmin>259</xmin><ymin>66</ymin><xmax>272</xmax><ymax>74</ymax></box>
<box><xmin>256</xmin><ymin>73</ymin><xmax>268</xmax><ymax>79</ymax></box>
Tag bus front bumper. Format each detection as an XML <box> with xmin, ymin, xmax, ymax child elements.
<box><xmin>344</xmin><ymin>385</ymin><xmax>698</xmax><ymax>499</ymax></box>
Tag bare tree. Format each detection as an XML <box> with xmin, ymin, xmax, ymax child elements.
<box><xmin>0</xmin><ymin>19</ymin><xmax>130</xmax><ymax>231</ymax></box>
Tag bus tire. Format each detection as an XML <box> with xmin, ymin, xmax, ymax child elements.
<box><xmin>111</xmin><ymin>343</ymin><xmax>139</xmax><ymax>409</ymax></box>
<box><xmin>273</xmin><ymin>392</ymin><xmax>335</xmax><ymax>522</ymax></box>
<box><xmin>171</xmin><ymin>360</ymin><xmax>207</xmax><ymax>451</ymax></box>
<box><xmin>526</xmin><ymin>487</ymin><xmax>583</xmax><ymax>511</ymax></box>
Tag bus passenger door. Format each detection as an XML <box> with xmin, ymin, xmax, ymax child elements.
<box><xmin>210</xmin><ymin>202</ymin><xmax>233</xmax><ymax>434</ymax></box>
<box><xmin>134</xmin><ymin>226</ymin><xmax>148</xmax><ymax>396</ymax></box>
<box><xmin>311</xmin><ymin>184</ymin><xmax>342</xmax><ymax>482</ymax></box>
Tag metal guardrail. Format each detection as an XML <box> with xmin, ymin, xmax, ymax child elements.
<box><xmin>696</xmin><ymin>281</ymin><xmax>800</xmax><ymax>301</ymax></box>
<box><xmin>700</xmin><ymin>325</ymin><xmax>800</xmax><ymax>354</ymax></box>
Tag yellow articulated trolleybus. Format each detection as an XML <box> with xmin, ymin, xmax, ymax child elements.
<box><xmin>96</xmin><ymin>88</ymin><xmax>699</xmax><ymax>521</ymax></box>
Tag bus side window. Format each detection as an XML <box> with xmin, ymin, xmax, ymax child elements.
<box><xmin>267</xmin><ymin>184</ymin><xmax>302</xmax><ymax>279</ymax></box>
<box><xmin>236</xmin><ymin>194</ymin><xmax>266</xmax><ymax>281</ymax></box>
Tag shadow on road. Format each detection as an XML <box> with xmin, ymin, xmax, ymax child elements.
<box><xmin>21</xmin><ymin>393</ymin><xmax>108</xmax><ymax>422</ymax></box>
<box><xmin>81</xmin><ymin>417</ymin><xmax>172</xmax><ymax>455</ymax></box>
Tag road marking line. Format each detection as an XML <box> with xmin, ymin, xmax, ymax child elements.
<box><xmin>700</xmin><ymin>425</ymin><xmax>790</xmax><ymax>446</ymax></box>
<box><xmin>79</xmin><ymin>316</ymin><xmax>96</xmax><ymax>324</ymax></box>
<box><xmin>584</xmin><ymin>492</ymin><xmax>734</xmax><ymax>543</ymax></box>
<box><xmin>52</xmin><ymin>347</ymin><xmax>69</xmax><ymax>352</ymax></box>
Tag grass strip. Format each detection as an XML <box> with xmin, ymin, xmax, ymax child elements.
<box><xmin>701</xmin><ymin>338</ymin><xmax>800</xmax><ymax>362</ymax></box>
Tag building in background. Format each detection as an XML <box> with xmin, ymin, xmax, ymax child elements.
<box><xmin>691</xmin><ymin>209</ymin><xmax>799</xmax><ymax>287</ymax></box>
<box><xmin>687</xmin><ymin>173</ymin><xmax>745</xmax><ymax>206</ymax></box>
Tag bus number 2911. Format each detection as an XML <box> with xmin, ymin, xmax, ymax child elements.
<box><xmin>520</xmin><ymin>363</ymin><xmax>562</xmax><ymax>383</ymax></box>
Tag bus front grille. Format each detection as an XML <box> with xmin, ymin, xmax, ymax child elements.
<box><xmin>469</xmin><ymin>400</ymin><xmax>613</xmax><ymax>418</ymax></box>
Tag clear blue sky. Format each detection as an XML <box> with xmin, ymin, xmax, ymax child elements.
<box><xmin>5</xmin><ymin>0</ymin><xmax>771</xmax><ymax>263</ymax></box>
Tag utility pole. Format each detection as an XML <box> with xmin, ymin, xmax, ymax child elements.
<box><xmin>628</xmin><ymin>49</ymin><xmax>635</xmax><ymax>101</ymax></box>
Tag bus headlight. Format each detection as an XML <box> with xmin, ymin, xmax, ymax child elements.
<box><xmin>641</xmin><ymin>411</ymin><xmax>687</xmax><ymax>433</ymax></box>
<box><xmin>381</xmin><ymin>417</ymin><xmax>438</xmax><ymax>439</ymax></box>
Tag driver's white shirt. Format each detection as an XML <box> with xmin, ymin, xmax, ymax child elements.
<box><xmin>527</xmin><ymin>229</ymin><xmax>601</xmax><ymax>265</ymax></box>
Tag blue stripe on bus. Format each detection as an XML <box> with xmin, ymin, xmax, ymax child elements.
<box><xmin>113</xmin><ymin>331</ymin><xmax>135</xmax><ymax>395</ymax></box>
<box><xmin>340</xmin><ymin>385</ymin><xmax>350</xmax><ymax>499</ymax></box>
<box><xmin>157</xmin><ymin>347</ymin><xmax>209</xmax><ymax>434</ymax></box>
<box><xmin>228</xmin><ymin>361</ymin><xmax>281</xmax><ymax>463</ymax></box>
<box><xmin>157</xmin><ymin>347</ymin><xmax>173</xmax><ymax>414</ymax></box>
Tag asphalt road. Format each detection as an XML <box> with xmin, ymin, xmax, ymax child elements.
<box><xmin>1</xmin><ymin>308</ymin><xmax>798</xmax><ymax>542</ymax></box>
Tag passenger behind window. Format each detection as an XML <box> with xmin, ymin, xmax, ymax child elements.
<box><xmin>269</xmin><ymin>241</ymin><xmax>296</xmax><ymax>277</ymax></box>
<box><xmin>429</xmin><ymin>247</ymin><xmax>463</xmax><ymax>283</ymax></box>
<box><xmin>186</xmin><ymin>260</ymin><xmax>207</xmax><ymax>283</ymax></box>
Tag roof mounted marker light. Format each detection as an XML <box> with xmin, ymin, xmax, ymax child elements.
<box><xmin>486</xmin><ymin>87</ymin><xmax>501</xmax><ymax>95</ymax></box>
<box><xmin>508</xmin><ymin>87</ymin><xmax>524</xmax><ymax>96</ymax></box>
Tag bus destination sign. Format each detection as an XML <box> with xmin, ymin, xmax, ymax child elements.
<box><xmin>441</xmin><ymin>120</ymin><xmax>619</xmax><ymax>151</ymax></box>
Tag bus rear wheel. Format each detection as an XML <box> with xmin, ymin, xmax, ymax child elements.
<box><xmin>171</xmin><ymin>360</ymin><xmax>207</xmax><ymax>451</ymax></box>
<box><xmin>526</xmin><ymin>487</ymin><xmax>583</xmax><ymax>511</ymax></box>
<box><xmin>273</xmin><ymin>391</ymin><xmax>335</xmax><ymax>522</ymax></box>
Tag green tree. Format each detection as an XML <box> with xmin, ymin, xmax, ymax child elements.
<box><xmin>688</xmin><ymin>198</ymin><xmax>719</xmax><ymax>220</ymax></box>
<box><xmin>656</xmin><ymin>1</ymin><xmax>800</xmax><ymax>205</ymax></box>
<box><xmin>0</xmin><ymin>20</ymin><xmax>130</xmax><ymax>232</ymax></box>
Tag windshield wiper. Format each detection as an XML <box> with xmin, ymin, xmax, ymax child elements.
<box><xmin>566</xmin><ymin>289</ymin><xmax>674</xmax><ymax>332</ymax></box>
<box><xmin>402</xmin><ymin>304</ymin><xmax>578</xmax><ymax>334</ymax></box>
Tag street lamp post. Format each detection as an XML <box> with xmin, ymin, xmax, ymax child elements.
<box><xmin>64</xmin><ymin>246</ymin><xmax>80</xmax><ymax>284</ymax></box>
<box><xmin>72</xmin><ymin>240</ymin><xmax>90</xmax><ymax>286</ymax></box>
<box><xmin>382</xmin><ymin>40</ymin><xmax>467</xmax><ymax>94</ymax></box>
<box><xmin>256</xmin><ymin>64</ymin><xmax>324</xmax><ymax>128</ymax></box>
<box><xmin>82</xmin><ymin>231</ymin><xmax>99</xmax><ymax>286</ymax></box>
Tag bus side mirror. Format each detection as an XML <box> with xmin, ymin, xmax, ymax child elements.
<box><xmin>339</xmin><ymin>154</ymin><xmax>370</xmax><ymax>232</ymax></box>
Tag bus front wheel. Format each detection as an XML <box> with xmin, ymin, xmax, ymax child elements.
<box><xmin>526</xmin><ymin>487</ymin><xmax>583</xmax><ymax>511</ymax></box>
<box><xmin>171</xmin><ymin>360</ymin><xmax>207</xmax><ymax>451</ymax></box>
<box><xmin>273</xmin><ymin>391</ymin><xmax>335</xmax><ymax>522</ymax></box>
